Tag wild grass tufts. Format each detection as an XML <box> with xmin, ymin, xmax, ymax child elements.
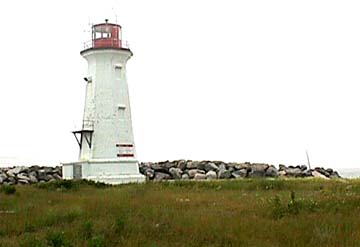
<box><xmin>1</xmin><ymin>178</ymin><xmax>360</xmax><ymax>246</ymax></box>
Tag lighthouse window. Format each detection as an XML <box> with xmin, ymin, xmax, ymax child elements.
<box><xmin>95</xmin><ymin>32</ymin><xmax>102</xmax><ymax>39</ymax></box>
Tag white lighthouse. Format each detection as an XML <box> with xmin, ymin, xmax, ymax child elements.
<box><xmin>62</xmin><ymin>20</ymin><xmax>145</xmax><ymax>184</ymax></box>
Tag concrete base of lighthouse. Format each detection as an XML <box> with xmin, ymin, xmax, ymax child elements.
<box><xmin>62</xmin><ymin>159</ymin><xmax>145</xmax><ymax>184</ymax></box>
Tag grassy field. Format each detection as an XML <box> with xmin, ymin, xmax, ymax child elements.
<box><xmin>1</xmin><ymin>179</ymin><xmax>360</xmax><ymax>247</ymax></box>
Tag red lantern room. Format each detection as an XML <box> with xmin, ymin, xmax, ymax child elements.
<box><xmin>82</xmin><ymin>19</ymin><xmax>130</xmax><ymax>51</ymax></box>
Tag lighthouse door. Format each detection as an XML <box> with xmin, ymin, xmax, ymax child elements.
<box><xmin>73</xmin><ymin>164</ymin><xmax>82</xmax><ymax>179</ymax></box>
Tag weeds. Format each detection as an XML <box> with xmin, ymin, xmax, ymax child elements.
<box><xmin>88</xmin><ymin>235</ymin><xmax>105</xmax><ymax>247</ymax></box>
<box><xmin>1</xmin><ymin>179</ymin><xmax>360</xmax><ymax>247</ymax></box>
<box><xmin>270</xmin><ymin>191</ymin><xmax>319</xmax><ymax>219</ymax></box>
<box><xmin>81</xmin><ymin>220</ymin><xmax>93</xmax><ymax>240</ymax></box>
<box><xmin>36</xmin><ymin>179</ymin><xmax>109</xmax><ymax>191</ymax></box>
<box><xmin>1</xmin><ymin>185</ymin><xmax>16</xmax><ymax>195</ymax></box>
<box><xmin>19</xmin><ymin>234</ymin><xmax>44</xmax><ymax>247</ymax></box>
<box><xmin>46</xmin><ymin>231</ymin><xmax>70</xmax><ymax>247</ymax></box>
<box><xmin>114</xmin><ymin>216</ymin><xmax>126</xmax><ymax>234</ymax></box>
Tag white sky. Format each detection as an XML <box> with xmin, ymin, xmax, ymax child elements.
<box><xmin>0</xmin><ymin>0</ymin><xmax>359</xmax><ymax>169</ymax></box>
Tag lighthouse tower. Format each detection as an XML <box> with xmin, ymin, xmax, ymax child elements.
<box><xmin>62</xmin><ymin>20</ymin><xmax>145</xmax><ymax>184</ymax></box>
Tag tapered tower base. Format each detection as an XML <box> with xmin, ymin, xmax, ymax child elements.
<box><xmin>62</xmin><ymin>160</ymin><xmax>145</xmax><ymax>184</ymax></box>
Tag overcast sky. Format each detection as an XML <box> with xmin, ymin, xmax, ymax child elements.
<box><xmin>0</xmin><ymin>0</ymin><xmax>359</xmax><ymax>169</ymax></box>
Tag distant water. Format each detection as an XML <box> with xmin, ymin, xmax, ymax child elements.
<box><xmin>337</xmin><ymin>168</ymin><xmax>360</xmax><ymax>178</ymax></box>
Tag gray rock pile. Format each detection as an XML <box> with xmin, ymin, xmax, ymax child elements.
<box><xmin>139</xmin><ymin>160</ymin><xmax>341</xmax><ymax>181</ymax></box>
<box><xmin>0</xmin><ymin>166</ymin><xmax>62</xmax><ymax>185</ymax></box>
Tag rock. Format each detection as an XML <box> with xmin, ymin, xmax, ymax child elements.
<box><xmin>249</xmin><ymin>163</ymin><xmax>269</xmax><ymax>178</ymax></box>
<box><xmin>326</xmin><ymin>168</ymin><xmax>333</xmax><ymax>173</ymax></box>
<box><xmin>7</xmin><ymin>177</ymin><xmax>16</xmax><ymax>185</ymax></box>
<box><xmin>218</xmin><ymin>164</ymin><xmax>226</xmax><ymax>171</ymax></box>
<box><xmin>6</xmin><ymin>167</ymin><xmax>24</xmax><ymax>176</ymax></box>
<box><xmin>301</xmin><ymin>170</ymin><xmax>312</xmax><ymax>177</ymax></box>
<box><xmin>45</xmin><ymin>174</ymin><xmax>54</xmax><ymax>181</ymax></box>
<box><xmin>186</xmin><ymin>161</ymin><xmax>199</xmax><ymax>169</ymax></box>
<box><xmin>29</xmin><ymin>174</ymin><xmax>38</xmax><ymax>183</ymax></box>
<box><xmin>144</xmin><ymin>168</ymin><xmax>155</xmax><ymax>179</ymax></box>
<box><xmin>279</xmin><ymin>164</ymin><xmax>286</xmax><ymax>171</ymax></box>
<box><xmin>204</xmin><ymin>162</ymin><xmax>219</xmax><ymax>172</ymax></box>
<box><xmin>17</xmin><ymin>173</ymin><xmax>30</xmax><ymax>181</ymax></box>
<box><xmin>196</xmin><ymin>161</ymin><xmax>208</xmax><ymax>170</ymax></box>
<box><xmin>265</xmin><ymin>166</ymin><xmax>279</xmax><ymax>177</ymax></box>
<box><xmin>30</xmin><ymin>165</ymin><xmax>40</xmax><ymax>172</ymax></box>
<box><xmin>232</xmin><ymin>169</ymin><xmax>247</xmax><ymax>179</ymax></box>
<box><xmin>279</xmin><ymin>170</ymin><xmax>286</xmax><ymax>176</ymax></box>
<box><xmin>18</xmin><ymin>179</ymin><xmax>30</xmax><ymax>185</ymax></box>
<box><xmin>161</xmin><ymin>161</ymin><xmax>177</xmax><ymax>169</ymax></box>
<box><xmin>0</xmin><ymin>173</ymin><xmax>7</xmax><ymax>184</ymax></box>
<box><xmin>312</xmin><ymin>170</ymin><xmax>329</xmax><ymax>179</ymax></box>
<box><xmin>205</xmin><ymin>170</ymin><xmax>217</xmax><ymax>180</ymax></box>
<box><xmin>177</xmin><ymin>160</ymin><xmax>187</xmax><ymax>170</ymax></box>
<box><xmin>234</xmin><ymin>163</ymin><xmax>250</xmax><ymax>170</ymax></box>
<box><xmin>194</xmin><ymin>173</ymin><xmax>206</xmax><ymax>180</ymax></box>
<box><xmin>151</xmin><ymin>164</ymin><xmax>170</xmax><ymax>173</ymax></box>
<box><xmin>181</xmin><ymin>173</ymin><xmax>190</xmax><ymax>180</ymax></box>
<box><xmin>300</xmin><ymin>165</ymin><xmax>308</xmax><ymax>171</ymax></box>
<box><xmin>218</xmin><ymin>169</ymin><xmax>231</xmax><ymax>179</ymax></box>
<box><xmin>285</xmin><ymin>167</ymin><xmax>303</xmax><ymax>177</ymax></box>
<box><xmin>154</xmin><ymin>172</ymin><xmax>171</xmax><ymax>181</ymax></box>
<box><xmin>187</xmin><ymin>169</ymin><xmax>198</xmax><ymax>179</ymax></box>
<box><xmin>169</xmin><ymin>167</ymin><xmax>182</xmax><ymax>179</ymax></box>
<box><xmin>53</xmin><ymin>174</ymin><xmax>62</xmax><ymax>180</ymax></box>
<box><xmin>330</xmin><ymin>171</ymin><xmax>341</xmax><ymax>179</ymax></box>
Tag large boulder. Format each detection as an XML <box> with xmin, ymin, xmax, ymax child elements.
<box><xmin>194</xmin><ymin>173</ymin><xmax>206</xmax><ymax>180</ymax></box>
<box><xmin>144</xmin><ymin>168</ymin><xmax>155</xmax><ymax>179</ymax></box>
<box><xmin>187</xmin><ymin>169</ymin><xmax>199</xmax><ymax>179</ymax></box>
<box><xmin>205</xmin><ymin>170</ymin><xmax>217</xmax><ymax>180</ymax></box>
<box><xmin>204</xmin><ymin>162</ymin><xmax>219</xmax><ymax>172</ymax></box>
<box><xmin>265</xmin><ymin>166</ymin><xmax>279</xmax><ymax>177</ymax></box>
<box><xmin>6</xmin><ymin>167</ymin><xmax>24</xmax><ymax>177</ymax></box>
<box><xmin>17</xmin><ymin>173</ymin><xmax>31</xmax><ymax>182</ymax></box>
<box><xmin>312</xmin><ymin>170</ymin><xmax>329</xmax><ymax>179</ymax></box>
<box><xmin>169</xmin><ymin>167</ymin><xmax>182</xmax><ymax>179</ymax></box>
<box><xmin>234</xmin><ymin>163</ymin><xmax>250</xmax><ymax>171</ymax></box>
<box><xmin>218</xmin><ymin>169</ymin><xmax>231</xmax><ymax>179</ymax></box>
<box><xmin>186</xmin><ymin>161</ymin><xmax>199</xmax><ymax>169</ymax></box>
<box><xmin>154</xmin><ymin>172</ymin><xmax>171</xmax><ymax>181</ymax></box>
<box><xmin>181</xmin><ymin>173</ymin><xmax>190</xmax><ymax>180</ymax></box>
<box><xmin>232</xmin><ymin>169</ymin><xmax>247</xmax><ymax>179</ymax></box>
<box><xmin>330</xmin><ymin>171</ymin><xmax>341</xmax><ymax>179</ymax></box>
<box><xmin>29</xmin><ymin>174</ymin><xmax>38</xmax><ymax>183</ymax></box>
<box><xmin>0</xmin><ymin>173</ymin><xmax>7</xmax><ymax>184</ymax></box>
<box><xmin>285</xmin><ymin>167</ymin><xmax>303</xmax><ymax>177</ymax></box>
<box><xmin>151</xmin><ymin>163</ymin><xmax>170</xmax><ymax>174</ymax></box>
<box><xmin>249</xmin><ymin>163</ymin><xmax>269</xmax><ymax>178</ymax></box>
<box><xmin>177</xmin><ymin>160</ymin><xmax>187</xmax><ymax>170</ymax></box>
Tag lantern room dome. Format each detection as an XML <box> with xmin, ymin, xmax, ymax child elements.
<box><xmin>82</xmin><ymin>20</ymin><xmax>130</xmax><ymax>52</ymax></box>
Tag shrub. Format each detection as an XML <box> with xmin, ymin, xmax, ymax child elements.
<box><xmin>81</xmin><ymin>220</ymin><xmax>93</xmax><ymax>240</ymax></box>
<box><xmin>1</xmin><ymin>185</ymin><xmax>16</xmax><ymax>195</ymax></box>
<box><xmin>46</xmin><ymin>231</ymin><xmax>70</xmax><ymax>247</ymax></box>
<box><xmin>80</xmin><ymin>179</ymin><xmax>109</xmax><ymax>189</ymax></box>
<box><xmin>37</xmin><ymin>180</ymin><xmax>78</xmax><ymax>191</ymax></box>
<box><xmin>88</xmin><ymin>235</ymin><xmax>105</xmax><ymax>247</ymax></box>
<box><xmin>20</xmin><ymin>234</ymin><xmax>44</xmax><ymax>247</ymax></box>
<box><xmin>24</xmin><ymin>222</ymin><xmax>36</xmax><ymax>233</ymax></box>
<box><xmin>41</xmin><ymin>208</ymin><xmax>83</xmax><ymax>227</ymax></box>
<box><xmin>270</xmin><ymin>191</ymin><xmax>319</xmax><ymax>219</ymax></box>
<box><xmin>114</xmin><ymin>216</ymin><xmax>125</xmax><ymax>234</ymax></box>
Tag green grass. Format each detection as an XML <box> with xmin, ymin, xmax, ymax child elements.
<box><xmin>1</xmin><ymin>179</ymin><xmax>360</xmax><ymax>246</ymax></box>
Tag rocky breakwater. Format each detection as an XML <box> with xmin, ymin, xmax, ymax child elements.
<box><xmin>139</xmin><ymin>160</ymin><xmax>341</xmax><ymax>181</ymax></box>
<box><xmin>0</xmin><ymin>166</ymin><xmax>62</xmax><ymax>185</ymax></box>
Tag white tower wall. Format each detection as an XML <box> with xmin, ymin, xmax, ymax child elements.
<box><xmin>80</xmin><ymin>49</ymin><xmax>136</xmax><ymax>160</ymax></box>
